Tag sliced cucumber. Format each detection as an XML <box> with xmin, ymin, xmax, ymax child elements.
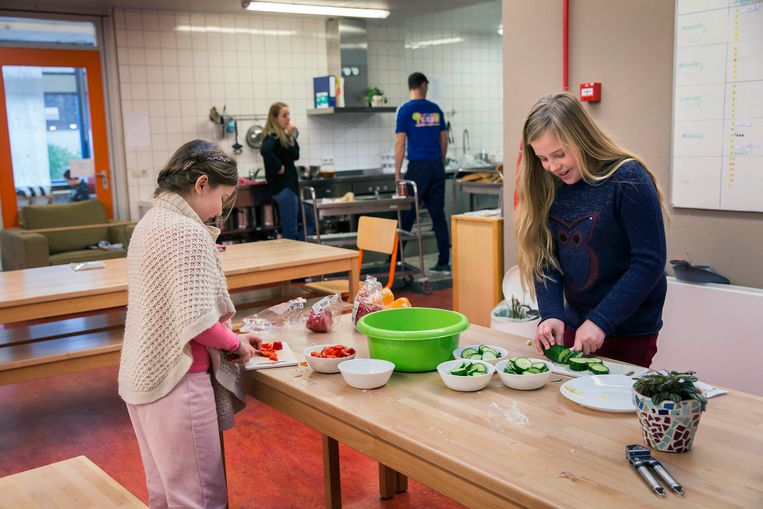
<box><xmin>531</xmin><ymin>362</ymin><xmax>547</xmax><ymax>371</ymax></box>
<box><xmin>471</xmin><ymin>363</ymin><xmax>488</xmax><ymax>374</ymax></box>
<box><xmin>542</xmin><ymin>344</ymin><xmax>567</xmax><ymax>363</ymax></box>
<box><xmin>568</xmin><ymin>350</ymin><xmax>583</xmax><ymax>360</ymax></box>
<box><xmin>466</xmin><ymin>353</ymin><xmax>482</xmax><ymax>360</ymax></box>
<box><xmin>512</xmin><ymin>357</ymin><xmax>533</xmax><ymax>371</ymax></box>
<box><xmin>480</xmin><ymin>346</ymin><xmax>499</xmax><ymax>356</ymax></box>
<box><xmin>461</xmin><ymin>347</ymin><xmax>479</xmax><ymax>358</ymax></box>
<box><xmin>568</xmin><ymin>357</ymin><xmax>590</xmax><ymax>371</ymax></box>
<box><xmin>482</xmin><ymin>351</ymin><xmax>498</xmax><ymax>360</ymax></box>
<box><xmin>585</xmin><ymin>357</ymin><xmax>603</xmax><ymax>365</ymax></box>
<box><xmin>557</xmin><ymin>348</ymin><xmax>573</xmax><ymax>365</ymax></box>
<box><xmin>589</xmin><ymin>363</ymin><xmax>610</xmax><ymax>375</ymax></box>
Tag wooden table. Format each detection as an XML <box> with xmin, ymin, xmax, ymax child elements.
<box><xmin>246</xmin><ymin>317</ymin><xmax>763</xmax><ymax>509</ymax></box>
<box><xmin>0</xmin><ymin>456</ymin><xmax>145</xmax><ymax>508</ymax></box>
<box><xmin>0</xmin><ymin>239</ymin><xmax>359</xmax><ymax>324</ymax></box>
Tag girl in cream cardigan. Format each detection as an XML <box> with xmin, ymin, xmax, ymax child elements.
<box><xmin>119</xmin><ymin>139</ymin><xmax>261</xmax><ymax>508</ymax></box>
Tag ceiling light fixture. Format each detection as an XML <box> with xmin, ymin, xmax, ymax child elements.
<box><xmin>405</xmin><ymin>37</ymin><xmax>464</xmax><ymax>50</ymax></box>
<box><xmin>175</xmin><ymin>25</ymin><xmax>295</xmax><ymax>36</ymax></box>
<box><xmin>497</xmin><ymin>24</ymin><xmax>503</xmax><ymax>35</ymax></box>
<box><xmin>242</xmin><ymin>1</ymin><xmax>390</xmax><ymax>19</ymax></box>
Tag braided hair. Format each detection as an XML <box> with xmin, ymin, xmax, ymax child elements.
<box><xmin>154</xmin><ymin>139</ymin><xmax>238</xmax><ymax>198</ymax></box>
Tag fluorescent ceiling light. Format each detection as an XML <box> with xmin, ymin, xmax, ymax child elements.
<box><xmin>405</xmin><ymin>37</ymin><xmax>464</xmax><ymax>50</ymax></box>
<box><xmin>497</xmin><ymin>24</ymin><xmax>503</xmax><ymax>35</ymax></box>
<box><xmin>175</xmin><ymin>25</ymin><xmax>294</xmax><ymax>36</ymax></box>
<box><xmin>242</xmin><ymin>1</ymin><xmax>390</xmax><ymax>19</ymax></box>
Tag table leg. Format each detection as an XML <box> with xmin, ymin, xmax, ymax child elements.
<box><xmin>396</xmin><ymin>470</ymin><xmax>408</xmax><ymax>493</ymax></box>
<box><xmin>379</xmin><ymin>464</ymin><xmax>408</xmax><ymax>499</ymax></box>
<box><xmin>348</xmin><ymin>257</ymin><xmax>360</xmax><ymax>302</ymax></box>
<box><xmin>322</xmin><ymin>434</ymin><xmax>342</xmax><ymax>509</ymax></box>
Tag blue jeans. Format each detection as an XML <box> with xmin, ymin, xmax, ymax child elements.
<box><xmin>400</xmin><ymin>160</ymin><xmax>449</xmax><ymax>266</ymax></box>
<box><xmin>272</xmin><ymin>187</ymin><xmax>314</xmax><ymax>241</ymax></box>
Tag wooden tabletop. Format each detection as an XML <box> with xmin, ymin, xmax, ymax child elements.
<box><xmin>0</xmin><ymin>240</ymin><xmax>358</xmax><ymax>323</ymax></box>
<box><xmin>246</xmin><ymin>316</ymin><xmax>763</xmax><ymax>509</ymax></box>
<box><xmin>0</xmin><ymin>456</ymin><xmax>145</xmax><ymax>508</ymax></box>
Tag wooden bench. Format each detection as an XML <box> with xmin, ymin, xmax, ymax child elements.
<box><xmin>0</xmin><ymin>456</ymin><xmax>145</xmax><ymax>508</ymax></box>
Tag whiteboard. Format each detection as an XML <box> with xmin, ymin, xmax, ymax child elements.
<box><xmin>671</xmin><ymin>0</ymin><xmax>763</xmax><ymax>212</ymax></box>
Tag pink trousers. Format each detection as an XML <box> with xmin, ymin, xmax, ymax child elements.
<box><xmin>127</xmin><ymin>372</ymin><xmax>227</xmax><ymax>509</ymax></box>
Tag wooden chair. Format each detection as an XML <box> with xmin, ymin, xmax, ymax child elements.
<box><xmin>304</xmin><ymin>216</ymin><xmax>398</xmax><ymax>299</ymax></box>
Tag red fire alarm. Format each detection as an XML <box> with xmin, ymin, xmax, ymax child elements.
<box><xmin>579</xmin><ymin>82</ymin><xmax>601</xmax><ymax>102</ymax></box>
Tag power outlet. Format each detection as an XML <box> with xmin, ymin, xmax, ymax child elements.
<box><xmin>320</xmin><ymin>156</ymin><xmax>334</xmax><ymax>165</ymax></box>
<box><xmin>131</xmin><ymin>168</ymin><xmax>148</xmax><ymax>178</ymax></box>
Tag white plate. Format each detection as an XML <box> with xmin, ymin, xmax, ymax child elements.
<box><xmin>549</xmin><ymin>360</ymin><xmax>649</xmax><ymax>379</ymax></box>
<box><xmin>560</xmin><ymin>374</ymin><xmax>637</xmax><ymax>412</ymax></box>
<box><xmin>245</xmin><ymin>342</ymin><xmax>298</xmax><ymax>370</ymax></box>
<box><xmin>502</xmin><ymin>266</ymin><xmax>537</xmax><ymax>309</ymax></box>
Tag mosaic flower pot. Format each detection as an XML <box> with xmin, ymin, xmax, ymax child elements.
<box><xmin>632</xmin><ymin>390</ymin><xmax>706</xmax><ymax>453</ymax></box>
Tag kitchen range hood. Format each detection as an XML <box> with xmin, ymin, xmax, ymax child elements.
<box><xmin>307</xmin><ymin>18</ymin><xmax>396</xmax><ymax>115</ymax></box>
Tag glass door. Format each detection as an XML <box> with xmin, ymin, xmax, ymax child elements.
<box><xmin>0</xmin><ymin>48</ymin><xmax>112</xmax><ymax>227</ymax></box>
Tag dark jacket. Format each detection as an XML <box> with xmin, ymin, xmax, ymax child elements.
<box><xmin>260</xmin><ymin>133</ymin><xmax>299</xmax><ymax>196</ymax></box>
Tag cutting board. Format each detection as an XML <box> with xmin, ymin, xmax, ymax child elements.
<box><xmin>549</xmin><ymin>360</ymin><xmax>649</xmax><ymax>379</ymax></box>
<box><xmin>244</xmin><ymin>342</ymin><xmax>299</xmax><ymax>370</ymax></box>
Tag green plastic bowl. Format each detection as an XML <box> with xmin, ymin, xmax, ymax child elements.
<box><xmin>356</xmin><ymin>308</ymin><xmax>470</xmax><ymax>372</ymax></box>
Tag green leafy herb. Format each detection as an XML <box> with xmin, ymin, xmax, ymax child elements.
<box><xmin>633</xmin><ymin>370</ymin><xmax>708</xmax><ymax>406</ymax></box>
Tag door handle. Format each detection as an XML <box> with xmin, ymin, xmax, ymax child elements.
<box><xmin>96</xmin><ymin>170</ymin><xmax>109</xmax><ymax>190</ymax></box>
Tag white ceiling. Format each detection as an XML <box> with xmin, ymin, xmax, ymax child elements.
<box><xmin>2</xmin><ymin>0</ymin><xmax>496</xmax><ymax>18</ymax></box>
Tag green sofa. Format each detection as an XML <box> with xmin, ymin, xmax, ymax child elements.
<box><xmin>0</xmin><ymin>200</ymin><xmax>135</xmax><ymax>271</ymax></box>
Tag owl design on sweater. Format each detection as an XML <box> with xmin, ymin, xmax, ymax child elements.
<box><xmin>549</xmin><ymin>213</ymin><xmax>600</xmax><ymax>292</ymax></box>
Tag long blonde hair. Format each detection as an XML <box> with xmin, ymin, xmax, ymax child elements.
<box><xmin>263</xmin><ymin>102</ymin><xmax>293</xmax><ymax>148</ymax></box>
<box><xmin>514</xmin><ymin>92</ymin><xmax>667</xmax><ymax>293</ymax></box>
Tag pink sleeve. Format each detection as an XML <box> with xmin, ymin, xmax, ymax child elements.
<box><xmin>192</xmin><ymin>322</ymin><xmax>240</xmax><ymax>352</ymax></box>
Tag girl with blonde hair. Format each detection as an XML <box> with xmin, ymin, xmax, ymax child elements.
<box><xmin>260</xmin><ymin>101</ymin><xmax>313</xmax><ymax>240</ymax></box>
<box><xmin>515</xmin><ymin>92</ymin><xmax>667</xmax><ymax>367</ymax></box>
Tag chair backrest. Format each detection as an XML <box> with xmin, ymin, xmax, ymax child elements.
<box><xmin>21</xmin><ymin>200</ymin><xmax>109</xmax><ymax>254</ymax></box>
<box><xmin>357</xmin><ymin>216</ymin><xmax>397</xmax><ymax>254</ymax></box>
<box><xmin>356</xmin><ymin>216</ymin><xmax>399</xmax><ymax>290</ymax></box>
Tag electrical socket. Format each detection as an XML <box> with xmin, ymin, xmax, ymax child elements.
<box><xmin>131</xmin><ymin>168</ymin><xmax>148</xmax><ymax>178</ymax></box>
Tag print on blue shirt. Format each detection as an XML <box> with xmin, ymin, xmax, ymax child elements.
<box><xmin>395</xmin><ymin>99</ymin><xmax>446</xmax><ymax>161</ymax></box>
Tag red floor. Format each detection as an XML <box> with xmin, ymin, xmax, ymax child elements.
<box><xmin>0</xmin><ymin>288</ymin><xmax>464</xmax><ymax>509</ymax></box>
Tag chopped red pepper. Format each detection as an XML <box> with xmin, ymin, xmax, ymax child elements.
<box><xmin>311</xmin><ymin>345</ymin><xmax>355</xmax><ymax>359</ymax></box>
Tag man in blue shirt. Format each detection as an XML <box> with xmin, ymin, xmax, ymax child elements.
<box><xmin>395</xmin><ymin>72</ymin><xmax>450</xmax><ymax>274</ymax></box>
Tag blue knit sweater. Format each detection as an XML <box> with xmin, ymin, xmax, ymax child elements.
<box><xmin>534</xmin><ymin>160</ymin><xmax>667</xmax><ymax>336</ymax></box>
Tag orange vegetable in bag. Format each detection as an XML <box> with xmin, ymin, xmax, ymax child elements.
<box><xmin>387</xmin><ymin>297</ymin><xmax>412</xmax><ymax>309</ymax></box>
<box><xmin>381</xmin><ymin>288</ymin><xmax>395</xmax><ymax>306</ymax></box>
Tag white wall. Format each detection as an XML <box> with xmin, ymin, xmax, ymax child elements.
<box><xmin>113</xmin><ymin>3</ymin><xmax>502</xmax><ymax>219</ymax></box>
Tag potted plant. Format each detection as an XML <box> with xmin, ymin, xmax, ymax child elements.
<box><xmin>504</xmin><ymin>296</ymin><xmax>539</xmax><ymax>322</ymax></box>
<box><xmin>632</xmin><ymin>370</ymin><xmax>708</xmax><ymax>453</ymax></box>
<box><xmin>364</xmin><ymin>87</ymin><xmax>387</xmax><ymax>107</ymax></box>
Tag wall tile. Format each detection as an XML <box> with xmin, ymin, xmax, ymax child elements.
<box><xmin>116</xmin><ymin>6</ymin><xmax>502</xmax><ymax>218</ymax></box>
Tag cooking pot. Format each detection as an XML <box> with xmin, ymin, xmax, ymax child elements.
<box><xmin>245</xmin><ymin>124</ymin><xmax>265</xmax><ymax>150</ymax></box>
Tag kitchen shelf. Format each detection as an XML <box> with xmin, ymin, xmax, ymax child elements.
<box><xmin>307</xmin><ymin>106</ymin><xmax>397</xmax><ymax>116</ymax></box>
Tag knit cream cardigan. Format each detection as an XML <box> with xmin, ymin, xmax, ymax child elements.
<box><xmin>118</xmin><ymin>192</ymin><xmax>244</xmax><ymax>426</ymax></box>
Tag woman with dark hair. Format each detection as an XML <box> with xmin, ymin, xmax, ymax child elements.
<box><xmin>119</xmin><ymin>139</ymin><xmax>262</xmax><ymax>508</ymax></box>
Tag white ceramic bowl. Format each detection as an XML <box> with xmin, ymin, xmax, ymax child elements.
<box><xmin>436</xmin><ymin>359</ymin><xmax>495</xmax><ymax>392</ymax></box>
<box><xmin>495</xmin><ymin>358</ymin><xmax>552</xmax><ymax>390</ymax></box>
<box><xmin>453</xmin><ymin>344</ymin><xmax>509</xmax><ymax>366</ymax></box>
<box><xmin>338</xmin><ymin>358</ymin><xmax>395</xmax><ymax>389</ymax></box>
<box><xmin>303</xmin><ymin>344</ymin><xmax>357</xmax><ymax>374</ymax></box>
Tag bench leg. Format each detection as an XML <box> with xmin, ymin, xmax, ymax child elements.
<box><xmin>322</xmin><ymin>434</ymin><xmax>342</xmax><ymax>509</ymax></box>
<box><xmin>379</xmin><ymin>463</ymin><xmax>408</xmax><ymax>499</ymax></box>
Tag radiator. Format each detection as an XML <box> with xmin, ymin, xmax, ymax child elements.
<box><xmin>653</xmin><ymin>277</ymin><xmax>763</xmax><ymax>396</ymax></box>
